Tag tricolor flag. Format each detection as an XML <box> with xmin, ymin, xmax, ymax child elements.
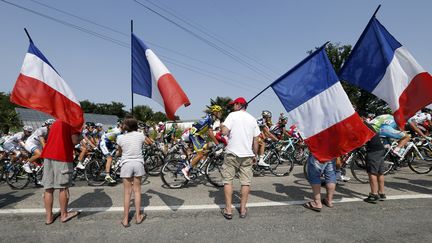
<box><xmin>131</xmin><ymin>33</ymin><xmax>190</xmax><ymax>120</ymax></box>
<box><xmin>271</xmin><ymin>45</ymin><xmax>374</xmax><ymax>162</ymax></box>
<box><xmin>11</xmin><ymin>40</ymin><xmax>84</xmax><ymax>131</ymax></box>
<box><xmin>339</xmin><ymin>17</ymin><xmax>432</xmax><ymax>128</ymax></box>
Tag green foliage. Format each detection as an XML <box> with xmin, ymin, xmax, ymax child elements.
<box><xmin>206</xmin><ymin>96</ymin><xmax>233</xmax><ymax>120</ymax></box>
<box><xmin>309</xmin><ymin>42</ymin><xmax>390</xmax><ymax>115</ymax></box>
<box><xmin>79</xmin><ymin>100</ymin><xmax>126</xmax><ymax>118</ymax></box>
<box><xmin>0</xmin><ymin>92</ymin><xmax>22</xmax><ymax>133</ymax></box>
<box><xmin>132</xmin><ymin>105</ymin><xmax>179</xmax><ymax>125</ymax></box>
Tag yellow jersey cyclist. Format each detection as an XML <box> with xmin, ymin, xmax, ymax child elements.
<box><xmin>182</xmin><ymin>105</ymin><xmax>224</xmax><ymax>180</ymax></box>
<box><xmin>370</xmin><ymin>114</ymin><xmax>410</xmax><ymax>157</ymax></box>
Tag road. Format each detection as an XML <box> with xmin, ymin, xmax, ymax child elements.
<box><xmin>0</xmin><ymin>166</ymin><xmax>431</xmax><ymax>242</ymax></box>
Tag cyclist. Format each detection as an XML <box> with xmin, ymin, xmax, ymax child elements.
<box><xmin>23</xmin><ymin>119</ymin><xmax>55</xmax><ymax>173</ymax></box>
<box><xmin>370</xmin><ymin>114</ymin><xmax>410</xmax><ymax>157</ymax></box>
<box><xmin>3</xmin><ymin>126</ymin><xmax>33</xmax><ymax>165</ymax></box>
<box><xmin>256</xmin><ymin>110</ymin><xmax>279</xmax><ymax>167</ymax></box>
<box><xmin>76</xmin><ymin>122</ymin><xmax>98</xmax><ymax>169</ymax></box>
<box><xmin>182</xmin><ymin>105</ymin><xmax>224</xmax><ymax>180</ymax></box>
<box><xmin>156</xmin><ymin>122</ymin><xmax>166</xmax><ymax>143</ymax></box>
<box><xmin>100</xmin><ymin>121</ymin><xmax>123</xmax><ymax>184</ymax></box>
<box><xmin>93</xmin><ymin>123</ymin><xmax>104</xmax><ymax>144</ymax></box>
<box><xmin>270</xmin><ymin>114</ymin><xmax>291</xmax><ymax>140</ymax></box>
<box><xmin>407</xmin><ymin>112</ymin><xmax>432</xmax><ymax>138</ymax></box>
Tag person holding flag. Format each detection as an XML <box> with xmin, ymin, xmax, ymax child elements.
<box><xmin>10</xmin><ymin>30</ymin><xmax>84</xmax><ymax>224</ymax></box>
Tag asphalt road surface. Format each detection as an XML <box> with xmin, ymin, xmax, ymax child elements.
<box><xmin>1</xmin><ymin>166</ymin><xmax>431</xmax><ymax>242</ymax></box>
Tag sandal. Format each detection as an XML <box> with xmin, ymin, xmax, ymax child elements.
<box><xmin>136</xmin><ymin>214</ymin><xmax>147</xmax><ymax>224</ymax></box>
<box><xmin>239</xmin><ymin>208</ymin><xmax>248</xmax><ymax>219</ymax></box>
<box><xmin>61</xmin><ymin>211</ymin><xmax>80</xmax><ymax>223</ymax></box>
<box><xmin>220</xmin><ymin>208</ymin><xmax>233</xmax><ymax>220</ymax></box>
<box><xmin>321</xmin><ymin>198</ymin><xmax>334</xmax><ymax>208</ymax></box>
<box><xmin>303</xmin><ymin>202</ymin><xmax>321</xmax><ymax>212</ymax></box>
<box><xmin>121</xmin><ymin>221</ymin><xmax>131</xmax><ymax>228</ymax></box>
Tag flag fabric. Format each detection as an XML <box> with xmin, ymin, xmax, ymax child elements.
<box><xmin>11</xmin><ymin>41</ymin><xmax>84</xmax><ymax>131</ymax></box>
<box><xmin>131</xmin><ymin>33</ymin><xmax>190</xmax><ymax>120</ymax></box>
<box><xmin>271</xmin><ymin>47</ymin><xmax>375</xmax><ymax>162</ymax></box>
<box><xmin>339</xmin><ymin>17</ymin><xmax>432</xmax><ymax>128</ymax></box>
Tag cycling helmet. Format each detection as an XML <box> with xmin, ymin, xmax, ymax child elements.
<box><xmin>426</xmin><ymin>114</ymin><xmax>432</xmax><ymax>121</ymax></box>
<box><xmin>85</xmin><ymin>122</ymin><xmax>96</xmax><ymax>127</ymax></box>
<box><xmin>23</xmin><ymin>126</ymin><xmax>33</xmax><ymax>132</ymax></box>
<box><xmin>210</xmin><ymin>105</ymin><xmax>222</xmax><ymax>112</ymax></box>
<box><xmin>95</xmin><ymin>123</ymin><xmax>103</xmax><ymax>128</ymax></box>
<box><xmin>262</xmin><ymin>110</ymin><xmax>272</xmax><ymax>118</ymax></box>
<box><xmin>158</xmin><ymin>121</ymin><xmax>164</xmax><ymax>126</ymax></box>
<box><xmin>279</xmin><ymin>115</ymin><xmax>288</xmax><ymax>121</ymax></box>
<box><xmin>43</xmin><ymin>119</ymin><xmax>55</xmax><ymax>127</ymax></box>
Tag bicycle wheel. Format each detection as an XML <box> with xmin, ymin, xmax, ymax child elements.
<box><xmin>292</xmin><ymin>145</ymin><xmax>309</xmax><ymax>165</ymax></box>
<box><xmin>146</xmin><ymin>155</ymin><xmax>164</xmax><ymax>176</ymax></box>
<box><xmin>141</xmin><ymin>165</ymin><xmax>149</xmax><ymax>184</ymax></box>
<box><xmin>349</xmin><ymin>153</ymin><xmax>369</xmax><ymax>184</ymax></box>
<box><xmin>205</xmin><ymin>157</ymin><xmax>224</xmax><ymax>187</ymax></box>
<box><xmin>269</xmin><ymin>152</ymin><xmax>294</xmax><ymax>177</ymax></box>
<box><xmin>84</xmin><ymin>160</ymin><xmax>106</xmax><ymax>186</ymax></box>
<box><xmin>160</xmin><ymin>159</ymin><xmax>188</xmax><ymax>189</ymax></box>
<box><xmin>0</xmin><ymin>159</ymin><xmax>8</xmax><ymax>182</ymax></box>
<box><xmin>407</xmin><ymin>147</ymin><xmax>432</xmax><ymax>174</ymax></box>
<box><xmin>6</xmin><ymin>163</ymin><xmax>30</xmax><ymax>189</ymax></box>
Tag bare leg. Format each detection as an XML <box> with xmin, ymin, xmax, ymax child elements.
<box><xmin>325</xmin><ymin>183</ymin><xmax>336</xmax><ymax>206</ymax></box>
<box><xmin>122</xmin><ymin>178</ymin><xmax>133</xmax><ymax>225</ymax></box>
<box><xmin>224</xmin><ymin>183</ymin><xmax>233</xmax><ymax>214</ymax></box>
<box><xmin>133</xmin><ymin>177</ymin><xmax>145</xmax><ymax>222</ymax></box>
<box><xmin>368</xmin><ymin>173</ymin><xmax>378</xmax><ymax>194</ymax></box>
<box><xmin>44</xmin><ymin>188</ymin><xmax>54</xmax><ymax>223</ymax></box>
<box><xmin>377</xmin><ymin>174</ymin><xmax>385</xmax><ymax>194</ymax></box>
<box><xmin>28</xmin><ymin>149</ymin><xmax>41</xmax><ymax>164</ymax></box>
<box><xmin>311</xmin><ymin>184</ymin><xmax>322</xmax><ymax>208</ymax></box>
<box><xmin>240</xmin><ymin>185</ymin><xmax>250</xmax><ymax>214</ymax></box>
<box><xmin>105</xmin><ymin>156</ymin><xmax>113</xmax><ymax>173</ymax></box>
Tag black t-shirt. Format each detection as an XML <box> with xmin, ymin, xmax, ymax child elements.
<box><xmin>364</xmin><ymin>122</ymin><xmax>385</xmax><ymax>152</ymax></box>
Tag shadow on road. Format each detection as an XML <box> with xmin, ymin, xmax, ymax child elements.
<box><xmin>147</xmin><ymin>189</ymin><xmax>184</xmax><ymax>211</ymax></box>
<box><xmin>0</xmin><ymin>191</ymin><xmax>35</xmax><ymax>209</ymax></box>
<box><xmin>273</xmin><ymin>183</ymin><xmax>309</xmax><ymax>201</ymax></box>
<box><xmin>69</xmin><ymin>188</ymin><xmax>113</xmax><ymax>218</ymax></box>
<box><xmin>208</xmin><ymin>187</ymin><xmax>224</xmax><ymax>206</ymax></box>
<box><xmin>385</xmin><ymin>177</ymin><xmax>432</xmax><ymax>194</ymax></box>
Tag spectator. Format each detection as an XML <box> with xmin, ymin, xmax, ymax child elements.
<box><xmin>303</xmin><ymin>154</ymin><xmax>336</xmax><ymax>212</ymax></box>
<box><xmin>117</xmin><ymin>117</ymin><xmax>147</xmax><ymax>227</ymax></box>
<box><xmin>359</xmin><ymin>111</ymin><xmax>387</xmax><ymax>203</ymax></box>
<box><xmin>220</xmin><ymin>97</ymin><xmax>260</xmax><ymax>219</ymax></box>
<box><xmin>41</xmin><ymin>120</ymin><xmax>82</xmax><ymax>224</ymax></box>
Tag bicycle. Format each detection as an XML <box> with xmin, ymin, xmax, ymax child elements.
<box><xmin>253</xmin><ymin>141</ymin><xmax>294</xmax><ymax>177</ymax></box>
<box><xmin>160</xmin><ymin>145</ymin><xmax>224</xmax><ymax>189</ymax></box>
<box><xmin>5</xmin><ymin>159</ymin><xmax>44</xmax><ymax>190</ymax></box>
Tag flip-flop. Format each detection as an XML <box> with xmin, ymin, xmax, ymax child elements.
<box><xmin>239</xmin><ymin>208</ymin><xmax>248</xmax><ymax>219</ymax></box>
<box><xmin>303</xmin><ymin>202</ymin><xmax>321</xmax><ymax>212</ymax></box>
<box><xmin>61</xmin><ymin>211</ymin><xmax>80</xmax><ymax>223</ymax></box>
<box><xmin>220</xmin><ymin>208</ymin><xmax>233</xmax><ymax>220</ymax></box>
<box><xmin>321</xmin><ymin>198</ymin><xmax>334</xmax><ymax>208</ymax></box>
<box><xmin>45</xmin><ymin>213</ymin><xmax>60</xmax><ymax>225</ymax></box>
<box><xmin>136</xmin><ymin>214</ymin><xmax>147</xmax><ymax>224</ymax></box>
<box><xmin>121</xmin><ymin>221</ymin><xmax>131</xmax><ymax>228</ymax></box>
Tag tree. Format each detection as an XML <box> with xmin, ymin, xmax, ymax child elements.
<box><xmin>0</xmin><ymin>92</ymin><xmax>22</xmax><ymax>133</ymax></box>
<box><xmin>309</xmin><ymin>42</ymin><xmax>390</xmax><ymax>115</ymax></box>
<box><xmin>207</xmin><ymin>96</ymin><xmax>233</xmax><ymax>120</ymax></box>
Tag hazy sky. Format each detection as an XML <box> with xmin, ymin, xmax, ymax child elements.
<box><xmin>1</xmin><ymin>0</ymin><xmax>431</xmax><ymax>120</ymax></box>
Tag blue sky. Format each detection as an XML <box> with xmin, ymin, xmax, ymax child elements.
<box><xmin>1</xmin><ymin>0</ymin><xmax>431</xmax><ymax>120</ymax></box>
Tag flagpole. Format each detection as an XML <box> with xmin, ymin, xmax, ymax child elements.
<box><xmin>372</xmin><ymin>4</ymin><xmax>381</xmax><ymax>18</ymax></box>
<box><xmin>247</xmin><ymin>41</ymin><xmax>330</xmax><ymax>105</ymax></box>
<box><xmin>24</xmin><ymin>28</ymin><xmax>33</xmax><ymax>43</ymax></box>
<box><xmin>131</xmin><ymin>20</ymin><xmax>134</xmax><ymax>116</ymax></box>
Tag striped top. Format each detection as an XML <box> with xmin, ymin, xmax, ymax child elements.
<box><xmin>116</xmin><ymin>131</ymin><xmax>145</xmax><ymax>166</ymax></box>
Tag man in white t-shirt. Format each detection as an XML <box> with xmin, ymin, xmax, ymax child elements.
<box><xmin>220</xmin><ymin>97</ymin><xmax>260</xmax><ymax>220</ymax></box>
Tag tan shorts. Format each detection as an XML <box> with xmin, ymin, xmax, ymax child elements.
<box><xmin>222</xmin><ymin>153</ymin><xmax>253</xmax><ymax>186</ymax></box>
<box><xmin>42</xmin><ymin>159</ymin><xmax>73</xmax><ymax>189</ymax></box>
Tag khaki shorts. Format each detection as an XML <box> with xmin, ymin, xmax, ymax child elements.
<box><xmin>222</xmin><ymin>153</ymin><xmax>253</xmax><ymax>186</ymax></box>
<box><xmin>42</xmin><ymin>159</ymin><xmax>73</xmax><ymax>189</ymax></box>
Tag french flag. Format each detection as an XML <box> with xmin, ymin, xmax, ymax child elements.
<box><xmin>339</xmin><ymin>17</ymin><xmax>432</xmax><ymax>128</ymax></box>
<box><xmin>11</xmin><ymin>40</ymin><xmax>84</xmax><ymax>131</ymax></box>
<box><xmin>131</xmin><ymin>33</ymin><xmax>190</xmax><ymax>120</ymax></box>
<box><xmin>271</xmin><ymin>45</ymin><xmax>375</xmax><ymax>162</ymax></box>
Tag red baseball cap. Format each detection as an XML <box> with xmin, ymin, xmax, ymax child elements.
<box><xmin>229</xmin><ymin>97</ymin><xmax>247</xmax><ymax>105</ymax></box>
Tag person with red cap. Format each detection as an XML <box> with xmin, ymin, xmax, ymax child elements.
<box><xmin>220</xmin><ymin>97</ymin><xmax>260</xmax><ymax>219</ymax></box>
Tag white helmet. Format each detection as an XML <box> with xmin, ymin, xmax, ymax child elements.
<box><xmin>426</xmin><ymin>114</ymin><xmax>431</xmax><ymax>121</ymax></box>
<box><xmin>43</xmin><ymin>119</ymin><xmax>55</xmax><ymax>127</ymax></box>
<box><xmin>23</xmin><ymin>126</ymin><xmax>33</xmax><ymax>132</ymax></box>
<box><xmin>95</xmin><ymin>123</ymin><xmax>103</xmax><ymax>128</ymax></box>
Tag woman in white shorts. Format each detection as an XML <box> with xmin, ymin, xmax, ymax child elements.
<box><xmin>116</xmin><ymin>117</ymin><xmax>146</xmax><ymax>227</ymax></box>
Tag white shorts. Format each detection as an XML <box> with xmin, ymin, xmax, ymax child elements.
<box><xmin>24</xmin><ymin>142</ymin><xmax>41</xmax><ymax>154</ymax></box>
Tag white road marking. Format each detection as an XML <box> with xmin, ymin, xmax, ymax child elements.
<box><xmin>1</xmin><ymin>194</ymin><xmax>431</xmax><ymax>214</ymax></box>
